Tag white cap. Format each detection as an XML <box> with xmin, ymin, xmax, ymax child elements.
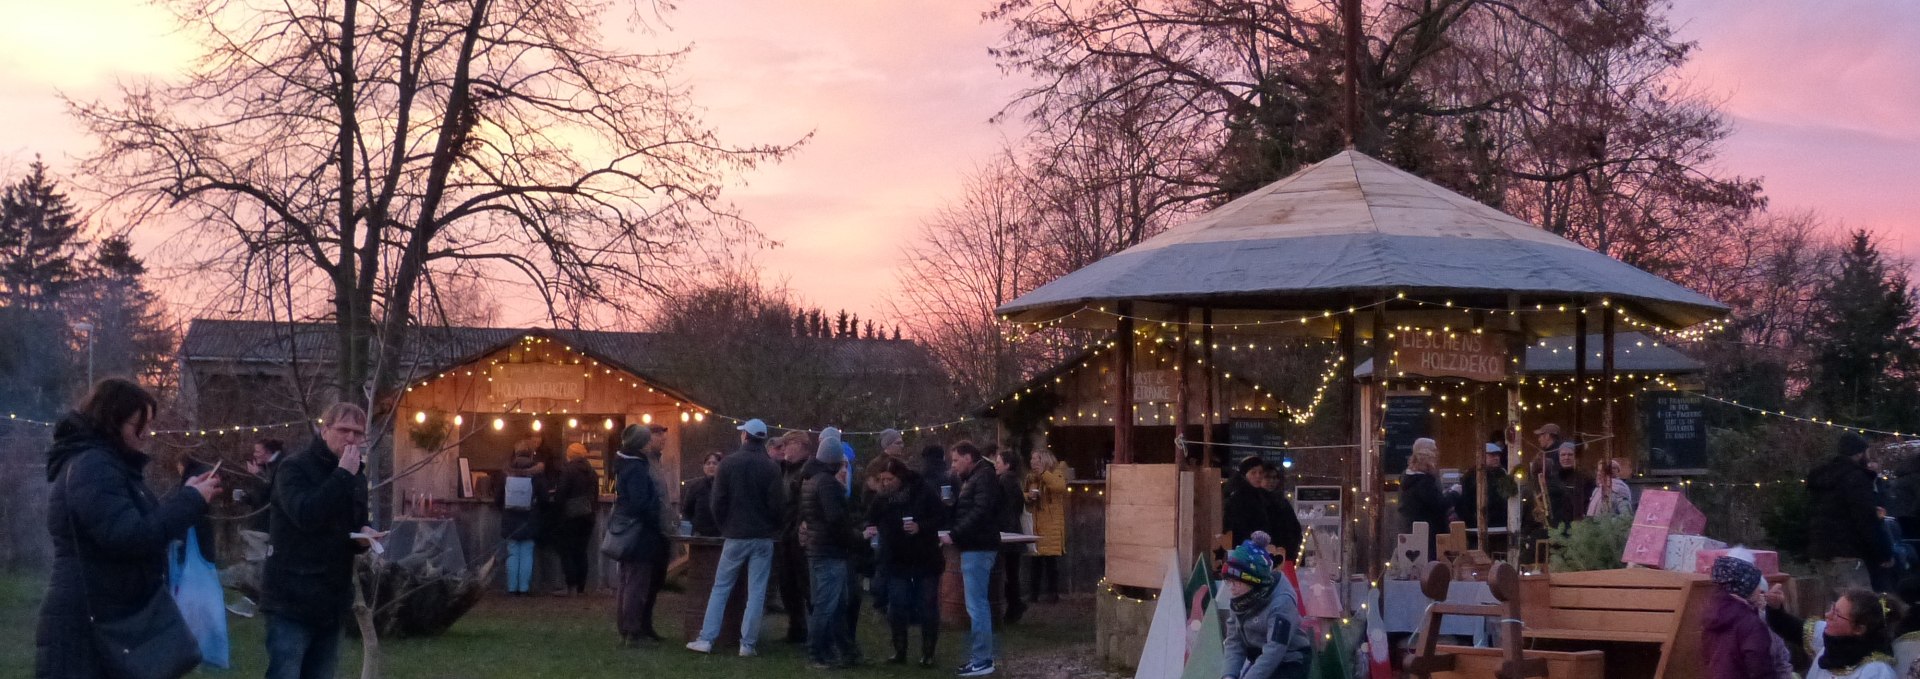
<box><xmin>736</xmin><ymin>419</ymin><xmax>768</xmax><ymax>438</ymax></box>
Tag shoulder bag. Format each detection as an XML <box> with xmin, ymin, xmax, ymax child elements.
<box><xmin>65</xmin><ymin>458</ymin><xmax>204</xmax><ymax>679</ymax></box>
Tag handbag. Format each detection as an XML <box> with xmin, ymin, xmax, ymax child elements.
<box><xmin>64</xmin><ymin>458</ymin><xmax>204</xmax><ymax>679</ymax></box>
<box><xmin>599</xmin><ymin>513</ymin><xmax>642</xmax><ymax>560</ymax></box>
<box><xmin>1019</xmin><ymin>509</ymin><xmax>1038</xmax><ymax>554</ymax></box>
<box><xmin>564</xmin><ymin>493</ymin><xmax>595</xmax><ymax>519</ymax></box>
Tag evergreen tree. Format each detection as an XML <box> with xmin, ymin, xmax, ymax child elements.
<box><xmin>73</xmin><ymin>235</ymin><xmax>174</xmax><ymax>382</ymax></box>
<box><xmin>835</xmin><ymin>309</ymin><xmax>850</xmax><ymax>338</ymax></box>
<box><xmin>892</xmin><ymin>325</ymin><xmax>902</xmax><ymax>341</ymax></box>
<box><xmin>1806</xmin><ymin>231</ymin><xmax>1920</xmax><ymax>432</ymax></box>
<box><xmin>0</xmin><ymin>159</ymin><xmax>85</xmax><ymax>309</ymax></box>
<box><xmin>864</xmin><ymin>320</ymin><xmax>876</xmax><ymax>339</ymax></box>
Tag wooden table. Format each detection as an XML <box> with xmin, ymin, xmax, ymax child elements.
<box><xmin>672</xmin><ymin>536</ymin><xmax>749</xmax><ymax>648</ymax></box>
<box><xmin>939</xmin><ymin>532</ymin><xmax>1040</xmax><ymax>630</ymax></box>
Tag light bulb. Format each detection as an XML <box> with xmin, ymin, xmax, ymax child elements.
<box><xmin>492</xmin><ymin>418</ymin><xmax>504</xmax><ymax>431</ymax></box>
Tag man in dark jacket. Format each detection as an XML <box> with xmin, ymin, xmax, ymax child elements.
<box><xmin>611</xmin><ymin>425</ymin><xmax>668</xmax><ymax>645</ymax></box>
<box><xmin>989</xmin><ymin>445</ymin><xmax>1029</xmax><ymax>624</ymax></box>
<box><xmin>1453</xmin><ymin>444</ymin><xmax>1511</xmax><ymax>548</ymax></box>
<box><xmin>942</xmin><ymin>441</ymin><xmax>1000</xmax><ymax>677</ymax></box>
<box><xmin>801</xmin><ymin>429</ymin><xmax>862</xmax><ymax>668</ymax></box>
<box><xmin>1223</xmin><ymin>460</ymin><xmax>1272</xmax><ymax>548</ymax></box>
<box><xmin>688</xmin><ymin>418</ymin><xmax>787</xmax><ymax>656</ymax></box>
<box><xmin>1552</xmin><ymin>443</ymin><xmax>1594</xmax><ymax>528</ymax></box>
<box><xmin>1259</xmin><ymin>461</ymin><xmax>1304</xmax><ymax>562</ymax></box>
<box><xmin>1807</xmin><ymin>433</ymin><xmax>1890</xmax><ymax>599</ymax></box>
<box><xmin>772</xmin><ymin>429</ymin><xmax>813</xmax><ymax>643</ymax></box>
<box><xmin>264</xmin><ymin>403</ymin><xmax>373</xmax><ymax>679</ymax></box>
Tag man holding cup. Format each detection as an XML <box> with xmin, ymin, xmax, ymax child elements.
<box><xmin>262</xmin><ymin>402</ymin><xmax>381</xmax><ymax>679</ymax></box>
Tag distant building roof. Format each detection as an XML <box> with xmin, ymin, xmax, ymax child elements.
<box><xmin>180</xmin><ymin>319</ymin><xmax>942</xmax><ymax>382</ymax></box>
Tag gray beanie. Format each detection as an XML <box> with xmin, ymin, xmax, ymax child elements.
<box><xmin>816</xmin><ymin>427</ymin><xmax>846</xmax><ymax>465</ymax></box>
<box><xmin>878</xmin><ymin>428</ymin><xmax>903</xmax><ymax>450</ymax></box>
<box><xmin>621</xmin><ymin>423</ymin><xmax>652</xmax><ymax>452</ymax></box>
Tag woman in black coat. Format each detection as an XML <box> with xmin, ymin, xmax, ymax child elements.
<box><xmin>550</xmin><ymin>442</ymin><xmax>600</xmax><ymax>595</ymax></box>
<box><xmin>37</xmin><ymin>379</ymin><xmax>221</xmax><ymax>679</ymax></box>
<box><xmin>1398</xmin><ymin>439</ymin><xmax>1451</xmax><ymax>558</ymax></box>
<box><xmin>609</xmin><ymin>425</ymin><xmax>668</xmax><ymax>644</ymax></box>
<box><xmin>681</xmin><ymin>451</ymin><xmax>724</xmax><ymax>537</ymax></box>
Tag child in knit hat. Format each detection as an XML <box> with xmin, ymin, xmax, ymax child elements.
<box><xmin>1220</xmin><ymin>532</ymin><xmax>1310</xmax><ymax>679</ymax></box>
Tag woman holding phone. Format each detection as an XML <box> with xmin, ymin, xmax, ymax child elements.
<box><xmin>37</xmin><ymin>379</ymin><xmax>221</xmax><ymax>679</ymax></box>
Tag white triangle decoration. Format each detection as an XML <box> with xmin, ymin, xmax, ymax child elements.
<box><xmin>1134</xmin><ymin>550</ymin><xmax>1188</xmax><ymax>679</ymax></box>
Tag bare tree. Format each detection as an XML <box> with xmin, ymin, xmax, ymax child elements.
<box><xmin>70</xmin><ymin>0</ymin><xmax>790</xmax><ymax>673</ymax></box>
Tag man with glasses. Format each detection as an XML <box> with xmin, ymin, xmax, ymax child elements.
<box><xmin>263</xmin><ymin>402</ymin><xmax>381</xmax><ymax>679</ymax></box>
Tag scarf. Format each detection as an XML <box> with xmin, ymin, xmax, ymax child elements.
<box><xmin>1820</xmin><ymin>633</ymin><xmax>1891</xmax><ymax>673</ymax></box>
<box><xmin>1231</xmin><ymin>583</ymin><xmax>1274</xmax><ymax>618</ymax></box>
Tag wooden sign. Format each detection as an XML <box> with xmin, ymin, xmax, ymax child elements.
<box><xmin>490</xmin><ymin>363</ymin><xmax>587</xmax><ymax>403</ymax></box>
<box><xmin>1391</xmin><ymin>330</ymin><xmax>1511</xmax><ymax>382</ymax></box>
<box><xmin>1101</xmin><ymin>369</ymin><xmax>1179</xmax><ymax>404</ymax></box>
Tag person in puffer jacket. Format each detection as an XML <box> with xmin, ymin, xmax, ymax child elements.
<box><xmin>1700</xmin><ymin>554</ymin><xmax>1784</xmax><ymax>679</ymax></box>
<box><xmin>801</xmin><ymin>428</ymin><xmax>862</xmax><ymax>668</ymax></box>
<box><xmin>1220</xmin><ymin>532</ymin><xmax>1310</xmax><ymax>679</ymax></box>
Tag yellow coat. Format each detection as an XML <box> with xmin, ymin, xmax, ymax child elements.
<box><xmin>1027</xmin><ymin>468</ymin><xmax>1068</xmax><ymax>556</ymax></box>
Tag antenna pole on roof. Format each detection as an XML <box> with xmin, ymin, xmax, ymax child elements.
<box><xmin>1342</xmin><ymin>0</ymin><xmax>1363</xmax><ymax>148</ymax></box>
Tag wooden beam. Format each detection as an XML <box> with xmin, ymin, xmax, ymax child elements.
<box><xmin>1602</xmin><ymin>305</ymin><xmax>1616</xmax><ymax>467</ymax></box>
<box><xmin>1202</xmin><ymin>308</ymin><xmax>1216</xmax><ymax>465</ymax></box>
<box><xmin>1116</xmin><ymin>302</ymin><xmax>1135</xmax><ymax>464</ymax></box>
<box><xmin>1572</xmin><ymin>304</ymin><xmax>1587</xmax><ymax>464</ymax></box>
<box><xmin>1175</xmin><ymin>306</ymin><xmax>1191</xmax><ymax>470</ymax></box>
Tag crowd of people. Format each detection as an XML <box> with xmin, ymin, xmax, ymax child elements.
<box><xmin>665</xmin><ymin>419</ymin><xmax>1070</xmax><ymax>677</ymax></box>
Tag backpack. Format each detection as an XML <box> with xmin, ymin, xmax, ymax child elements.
<box><xmin>504</xmin><ymin>475</ymin><xmax>534</xmax><ymax>510</ymax></box>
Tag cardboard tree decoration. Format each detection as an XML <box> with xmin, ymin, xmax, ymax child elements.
<box><xmin>1136</xmin><ymin>551</ymin><xmax>1189</xmax><ymax>679</ymax></box>
<box><xmin>1177</xmin><ymin>595</ymin><xmax>1228</xmax><ymax>679</ymax></box>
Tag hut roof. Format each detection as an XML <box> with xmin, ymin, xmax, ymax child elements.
<box><xmin>995</xmin><ymin>151</ymin><xmax>1725</xmax><ymax>333</ymax></box>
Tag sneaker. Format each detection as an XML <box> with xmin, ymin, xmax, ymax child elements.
<box><xmin>226</xmin><ymin>596</ymin><xmax>257</xmax><ymax>618</ymax></box>
<box><xmin>686</xmin><ymin>640</ymin><xmax>713</xmax><ymax>654</ymax></box>
<box><xmin>957</xmin><ymin>660</ymin><xmax>995</xmax><ymax>677</ymax></box>
<box><xmin>738</xmin><ymin>645</ymin><xmax>758</xmax><ymax>658</ymax></box>
<box><xmin>808</xmin><ymin>661</ymin><xmax>833</xmax><ymax>670</ymax></box>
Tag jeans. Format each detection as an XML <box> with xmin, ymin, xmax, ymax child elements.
<box><xmin>960</xmin><ymin>550</ymin><xmax>997</xmax><ymax>665</ymax></box>
<box><xmin>884</xmin><ymin>573</ymin><xmax>940</xmax><ymax>658</ymax></box>
<box><xmin>699</xmin><ymin>538</ymin><xmax>774</xmax><ymax>649</ymax></box>
<box><xmin>506</xmin><ymin>540</ymin><xmax>536</xmax><ymax>593</ymax></box>
<box><xmin>265</xmin><ymin>614</ymin><xmax>342</xmax><ymax>679</ymax></box>
<box><xmin>807</xmin><ymin>557</ymin><xmax>856</xmax><ymax>664</ymax></box>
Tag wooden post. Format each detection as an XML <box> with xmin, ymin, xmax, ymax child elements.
<box><xmin>1340</xmin><ymin>314</ymin><xmax>1360</xmax><ymax>581</ymax></box>
<box><xmin>1572</xmin><ymin>304</ymin><xmax>1588</xmax><ymax>464</ymax></box>
<box><xmin>1202</xmin><ymin>308</ymin><xmax>1216</xmax><ymax>466</ymax></box>
<box><xmin>1602</xmin><ymin>305</ymin><xmax>1616</xmax><ymax>467</ymax></box>
<box><xmin>1116</xmin><ymin>303</ymin><xmax>1135</xmax><ymax>464</ymax></box>
<box><xmin>1507</xmin><ymin>294</ymin><xmax>1525</xmax><ymax>565</ymax></box>
<box><xmin>1175</xmin><ymin>306</ymin><xmax>1191</xmax><ymax>470</ymax></box>
<box><xmin>1367</xmin><ymin>303</ymin><xmax>1389</xmax><ymax>585</ymax></box>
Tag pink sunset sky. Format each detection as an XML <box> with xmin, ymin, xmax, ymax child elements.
<box><xmin>0</xmin><ymin>0</ymin><xmax>1914</xmax><ymax>326</ymax></box>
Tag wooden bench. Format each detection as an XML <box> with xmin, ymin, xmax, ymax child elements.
<box><xmin>1519</xmin><ymin>568</ymin><xmax>1711</xmax><ymax>679</ymax></box>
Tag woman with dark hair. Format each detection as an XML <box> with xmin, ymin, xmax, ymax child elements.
<box><xmin>1805</xmin><ymin>589</ymin><xmax>1901</xmax><ymax>679</ymax></box>
<box><xmin>36</xmin><ymin>379</ymin><xmax>222</xmax><ymax>679</ymax></box>
<box><xmin>681</xmin><ymin>451</ymin><xmax>725</xmax><ymax>537</ymax></box>
<box><xmin>865</xmin><ymin>455</ymin><xmax>945</xmax><ymax>666</ymax></box>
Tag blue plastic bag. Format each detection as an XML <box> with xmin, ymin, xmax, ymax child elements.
<box><xmin>170</xmin><ymin>527</ymin><xmax>231</xmax><ymax>669</ymax></box>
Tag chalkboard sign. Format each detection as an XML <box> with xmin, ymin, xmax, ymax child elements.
<box><xmin>1382</xmin><ymin>394</ymin><xmax>1431</xmax><ymax>476</ymax></box>
<box><xmin>1643</xmin><ymin>391</ymin><xmax>1707</xmax><ymax>475</ymax></box>
<box><xmin>1227</xmin><ymin>418</ymin><xmax>1288</xmax><ymax>466</ymax></box>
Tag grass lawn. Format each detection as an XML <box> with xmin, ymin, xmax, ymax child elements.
<box><xmin>0</xmin><ymin>572</ymin><xmax>1098</xmax><ymax>679</ymax></box>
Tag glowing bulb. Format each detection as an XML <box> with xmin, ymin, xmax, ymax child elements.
<box><xmin>641</xmin><ymin>413</ymin><xmax>653</xmax><ymax>425</ymax></box>
<box><xmin>694</xmin><ymin>412</ymin><xmax>704</xmax><ymax>423</ymax></box>
<box><xmin>492</xmin><ymin>418</ymin><xmax>504</xmax><ymax>431</ymax></box>
<box><xmin>567</xmin><ymin>418</ymin><xmax>578</xmax><ymax>429</ymax></box>
<box><xmin>413</xmin><ymin>411</ymin><xmax>426</xmax><ymax>424</ymax></box>
<box><xmin>454</xmin><ymin>415</ymin><xmax>464</xmax><ymax>426</ymax></box>
<box><xmin>531</xmin><ymin>419</ymin><xmax>542</xmax><ymax>432</ymax></box>
<box><xmin>681</xmin><ymin>412</ymin><xmax>691</xmax><ymax>423</ymax></box>
<box><xmin>603</xmin><ymin>418</ymin><xmax>614</xmax><ymax>431</ymax></box>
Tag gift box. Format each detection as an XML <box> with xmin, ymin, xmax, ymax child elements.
<box><xmin>1695</xmin><ymin>548</ymin><xmax>1780</xmax><ymax>575</ymax></box>
<box><xmin>1663</xmin><ymin>534</ymin><xmax>1726</xmax><ymax>571</ymax></box>
<box><xmin>1623</xmin><ymin>524</ymin><xmax>1668</xmax><ymax>567</ymax></box>
<box><xmin>1634</xmin><ymin>490</ymin><xmax>1707</xmax><ymax>535</ymax></box>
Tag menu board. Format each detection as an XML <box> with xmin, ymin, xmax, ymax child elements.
<box><xmin>1642</xmin><ymin>391</ymin><xmax>1707</xmax><ymax>475</ymax></box>
<box><xmin>1227</xmin><ymin>418</ymin><xmax>1288</xmax><ymax>466</ymax></box>
<box><xmin>1382</xmin><ymin>393</ymin><xmax>1431</xmax><ymax>476</ymax></box>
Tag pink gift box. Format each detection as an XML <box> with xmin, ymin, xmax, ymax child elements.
<box><xmin>1695</xmin><ymin>548</ymin><xmax>1781</xmax><ymax>575</ymax></box>
<box><xmin>1633</xmin><ymin>490</ymin><xmax>1707</xmax><ymax>535</ymax></box>
<box><xmin>1623</xmin><ymin>524</ymin><xmax>1669</xmax><ymax>567</ymax></box>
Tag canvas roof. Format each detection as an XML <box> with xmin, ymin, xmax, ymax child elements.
<box><xmin>995</xmin><ymin>151</ymin><xmax>1726</xmax><ymax>334</ymax></box>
